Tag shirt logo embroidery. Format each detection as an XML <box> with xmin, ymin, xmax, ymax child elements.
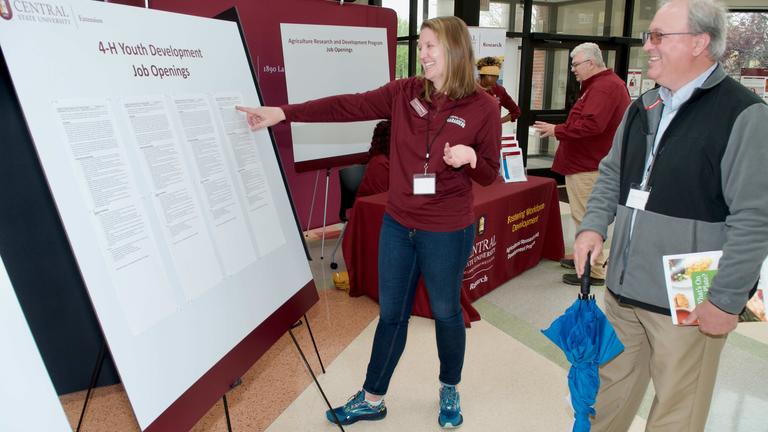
<box><xmin>447</xmin><ymin>115</ymin><xmax>466</xmax><ymax>128</ymax></box>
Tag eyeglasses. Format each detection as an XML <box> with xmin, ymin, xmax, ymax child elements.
<box><xmin>571</xmin><ymin>59</ymin><xmax>592</xmax><ymax>69</ymax></box>
<box><xmin>641</xmin><ymin>31</ymin><xmax>699</xmax><ymax>45</ymax></box>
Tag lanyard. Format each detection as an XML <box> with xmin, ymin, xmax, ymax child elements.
<box><xmin>640</xmin><ymin>101</ymin><xmax>665</xmax><ymax>191</ymax></box>
<box><xmin>424</xmin><ymin>108</ymin><xmax>452</xmax><ymax>174</ymax></box>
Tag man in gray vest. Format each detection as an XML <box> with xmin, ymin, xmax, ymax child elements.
<box><xmin>573</xmin><ymin>0</ymin><xmax>768</xmax><ymax>430</ymax></box>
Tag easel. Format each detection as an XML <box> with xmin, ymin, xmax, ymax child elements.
<box><xmin>75</xmin><ymin>341</ymin><xmax>108</xmax><ymax>432</ymax></box>
<box><xmin>304</xmin><ymin>167</ymin><xmax>334</xmax><ymax>263</ymax></box>
<box><xmin>290</xmin><ymin>315</ymin><xmax>346</xmax><ymax>431</ymax></box>
<box><xmin>75</xmin><ymin>313</ymin><xmax>345</xmax><ymax>431</ymax></box>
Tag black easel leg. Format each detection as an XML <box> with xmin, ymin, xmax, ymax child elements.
<box><xmin>302</xmin><ymin>314</ymin><xmax>326</xmax><ymax>374</ymax></box>
<box><xmin>288</xmin><ymin>329</ymin><xmax>345</xmax><ymax>432</ymax></box>
<box><xmin>222</xmin><ymin>394</ymin><xmax>233</xmax><ymax>432</ymax></box>
<box><xmin>76</xmin><ymin>341</ymin><xmax>107</xmax><ymax>432</ymax></box>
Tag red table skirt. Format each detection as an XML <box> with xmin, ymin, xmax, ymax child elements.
<box><xmin>342</xmin><ymin>176</ymin><xmax>564</xmax><ymax>326</ymax></box>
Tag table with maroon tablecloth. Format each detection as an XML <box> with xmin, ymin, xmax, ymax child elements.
<box><xmin>342</xmin><ymin>176</ymin><xmax>564</xmax><ymax>325</ymax></box>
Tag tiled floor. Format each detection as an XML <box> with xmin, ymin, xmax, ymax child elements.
<box><xmin>266</xmin><ymin>317</ymin><xmax>616</xmax><ymax>432</ymax></box>
<box><xmin>59</xmin><ymin>207</ymin><xmax>768</xmax><ymax>431</ymax></box>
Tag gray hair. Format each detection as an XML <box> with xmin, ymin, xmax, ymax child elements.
<box><xmin>570</xmin><ymin>42</ymin><xmax>606</xmax><ymax>68</ymax></box>
<box><xmin>661</xmin><ymin>0</ymin><xmax>727</xmax><ymax>60</ymax></box>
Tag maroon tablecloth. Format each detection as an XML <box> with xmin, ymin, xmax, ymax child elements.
<box><xmin>342</xmin><ymin>176</ymin><xmax>564</xmax><ymax>326</ymax></box>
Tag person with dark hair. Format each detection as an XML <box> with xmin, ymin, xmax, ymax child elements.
<box><xmin>236</xmin><ymin>15</ymin><xmax>500</xmax><ymax>429</ymax></box>
<box><xmin>356</xmin><ymin>120</ymin><xmax>391</xmax><ymax>198</ymax></box>
<box><xmin>573</xmin><ymin>0</ymin><xmax>768</xmax><ymax>430</ymax></box>
<box><xmin>476</xmin><ymin>56</ymin><xmax>520</xmax><ymax>124</ymax></box>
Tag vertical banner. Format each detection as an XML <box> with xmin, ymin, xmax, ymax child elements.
<box><xmin>468</xmin><ymin>27</ymin><xmax>507</xmax><ymax>83</ymax></box>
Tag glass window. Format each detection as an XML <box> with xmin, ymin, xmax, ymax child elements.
<box><xmin>531</xmin><ymin>48</ymin><xmax>570</xmax><ymax>110</ymax></box>
<box><xmin>427</xmin><ymin>0</ymin><xmax>455</xmax><ymax>19</ymax></box>
<box><xmin>480</xmin><ymin>1</ymin><xmax>512</xmax><ymax>29</ymax></box>
<box><xmin>384</xmin><ymin>0</ymin><xmax>457</xmax><ymax>79</ymax></box>
<box><xmin>723</xmin><ymin>12</ymin><xmax>768</xmax><ymax>76</ymax></box>
<box><xmin>395</xmin><ymin>40</ymin><xmax>409</xmax><ymax>79</ymax></box>
<box><xmin>608</xmin><ymin>0</ymin><xmax>625</xmax><ymax>37</ymax></box>
<box><xmin>382</xmin><ymin>0</ymin><xmax>410</xmax><ymax>37</ymax></box>
<box><xmin>528</xmin><ymin>48</ymin><xmax>567</xmax><ymax>161</ymax></box>
<box><xmin>558</xmin><ymin>1</ymin><xmax>604</xmax><ymax>35</ymax></box>
<box><xmin>514</xmin><ymin>3</ymin><xmax>551</xmax><ymax>33</ymax></box>
<box><xmin>632</xmin><ymin>0</ymin><xmax>657</xmax><ymax>37</ymax></box>
<box><xmin>628</xmin><ymin>46</ymin><xmax>647</xmax><ymax>73</ymax></box>
<box><xmin>514</xmin><ymin>0</ymin><xmax>625</xmax><ymax>36</ymax></box>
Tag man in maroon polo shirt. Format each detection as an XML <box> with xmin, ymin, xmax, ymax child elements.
<box><xmin>533</xmin><ymin>42</ymin><xmax>630</xmax><ymax>286</ymax></box>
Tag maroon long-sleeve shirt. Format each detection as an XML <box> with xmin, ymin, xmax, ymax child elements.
<box><xmin>487</xmin><ymin>83</ymin><xmax>521</xmax><ymax>122</ymax></box>
<box><xmin>282</xmin><ymin>77</ymin><xmax>501</xmax><ymax>231</ymax></box>
<box><xmin>356</xmin><ymin>154</ymin><xmax>389</xmax><ymax>199</ymax></box>
<box><xmin>552</xmin><ymin>69</ymin><xmax>630</xmax><ymax>175</ymax></box>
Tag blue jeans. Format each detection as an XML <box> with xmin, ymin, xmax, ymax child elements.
<box><xmin>363</xmin><ymin>213</ymin><xmax>475</xmax><ymax>396</ymax></box>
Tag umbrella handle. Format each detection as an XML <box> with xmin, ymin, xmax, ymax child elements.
<box><xmin>580</xmin><ymin>251</ymin><xmax>592</xmax><ymax>299</ymax></box>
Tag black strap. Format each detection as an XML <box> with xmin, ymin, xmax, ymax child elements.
<box><xmin>424</xmin><ymin>108</ymin><xmax>453</xmax><ymax>172</ymax></box>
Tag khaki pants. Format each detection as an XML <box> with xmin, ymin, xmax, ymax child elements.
<box><xmin>591</xmin><ymin>292</ymin><xmax>727</xmax><ymax>432</ymax></box>
<box><xmin>565</xmin><ymin>171</ymin><xmax>605</xmax><ymax>278</ymax></box>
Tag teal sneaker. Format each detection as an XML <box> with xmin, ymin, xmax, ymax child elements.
<box><xmin>438</xmin><ymin>385</ymin><xmax>463</xmax><ymax>428</ymax></box>
<box><xmin>325</xmin><ymin>390</ymin><xmax>387</xmax><ymax>425</ymax></box>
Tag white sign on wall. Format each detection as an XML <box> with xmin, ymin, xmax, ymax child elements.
<box><xmin>0</xmin><ymin>1</ymin><xmax>313</xmax><ymax>429</ymax></box>
<box><xmin>740</xmin><ymin>76</ymin><xmax>768</xmax><ymax>103</ymax></box>
<box><xmin>627</xmin><ymin>69</ymin><xmax>642</xmax><ymax>99</ymax></box>
<box><xmin>468</xmin><ymin>27</ymin><xmax>507</xmax><ymax>83</ymax></box>
<box><xmin>281</xmin><ymin>23</ymin><xmax>390</xmax><ymax>165</ymax></box>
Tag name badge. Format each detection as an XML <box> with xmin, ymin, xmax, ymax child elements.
<box><xmin>413</xmin><ymin>173</ymin><xmax>436</xmax><ymax>195</ymax></box>
<box><xmin>410</xmin><ymin>98</ymin><xmax>427</xmax><ymax>117</ymax></box>
<box><xmin>626</xmin><ymin>185</ymin><xmax>650</xmax><ymax>210</ymax></box>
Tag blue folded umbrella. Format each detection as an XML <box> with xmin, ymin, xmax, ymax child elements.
<box><xmin>541</xmin><ymin>254</ymin><xmax>624</xmax><ymax>432</ymax></box>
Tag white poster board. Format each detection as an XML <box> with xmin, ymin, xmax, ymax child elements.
<box><xmin>468</xmin><ymin>27</ymin><xmax>507</xmax><ymax>82</ymax></box>
<box><xmin>0</xmin><ymin>1</ymin><xmax>313</xmax><ymax>429</ymax></box>
<box><xmin>280</xmin><ymin>23</ymin><xmax>389</xmax><ymax>166</ymax></box>
<box><xmin>0</xmin><ymin>256</ymin><xmax>72</xmax><ymax>432</ymax></box>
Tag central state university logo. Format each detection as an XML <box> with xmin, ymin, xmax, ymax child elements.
<box><xmin>1</xmin><ymin>0</ymin><xmax>12</xmax><ymax>20</ymax></box>
<box><xmin>6</xmin><ymin>0</ymin><xmax>71</xmax><ymax>23</ymax></box>
<box><xmin>476</xmin><ymin>215</ymin><xmax>486</xmax><ymax>236</ymax></box>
